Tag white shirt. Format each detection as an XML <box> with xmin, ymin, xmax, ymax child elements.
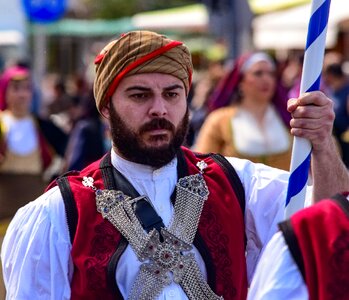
<box><xmin>1</xmin><ymin>150</ymin><xmax>305</xmax><ymax>299</ymax></box>
<box><xmin>247</xmin><ymin>232</ymin><xmax>308</xmax><ymax>300</ymax></box>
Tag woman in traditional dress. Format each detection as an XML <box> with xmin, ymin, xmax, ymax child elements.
<box><xmin>194</xmin><ymin>52</ymin><xmax>292</xmax><ymax>170</ymax></box>
<box><xmin>0</xmin><ymin>65</ymin><xmax>67</xmax><ymax>219</ymax></box>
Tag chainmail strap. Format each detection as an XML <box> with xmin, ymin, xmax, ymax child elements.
<box><xmin>95</xmin><ymin>170</ymin><xmax>222</xmax><ymax>299</ymax></box>
<box><xmin>168</xmin><ymin>173</ymin><xmax>209</xmax><ymax>244</ymax></box>
<box><xmin>128</xmin><ymin>266</ymin><xmax>165</xmax><ymax>300</ymax></box>
<box><xmin>179</xmin><ymin>256</ymin><xmax>223</xmax><ymax>300</ymax></box>
<box><xmin>96</xmin><ymin>189</ymin><xmax>151</xmax><ymax>255</ymax></box>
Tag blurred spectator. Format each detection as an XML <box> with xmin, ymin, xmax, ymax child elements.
<box><xmin>46</xmin><ymin>77</ymin><xmax>75</xmax><ymax>133</ymax></box>
<box><xmin>0</xmin><ymin>65</ymin><xmax>68</xmax><ymax>219</ymax></box>
<box><xmin>283</xmin><ymin>53</ymin><xmax>330</xmax><ymax>99</ymax></box>
<box><xmin>187</xmin><ymin>59</ymin><xmax>225</xmax><ymax>146</ymax></box>
<box><xmin>15</xmin><ymin>60</ymin><xmax>42</xmax><ymax>115</ymax></box>
<box><xmin>281</xmin><ymin>53</ymin><xmax>304</xmax><ymax>99</ymax></box>
<box><xmin>323</xmin><ymin>51</ymin><xmax>343</xmax><ymax>70</ymax></box>
<box><xmin>63</xmin><ymin>90</ymin><xmax>110</xmax><ymax>172</ymax></box>
<box><xmin>194</xmin><ymin>52</ymin><xmax>292</xmax><ymax>170</ymax></box>
<box><xmin>322</xmin><ymin>62</ymin><xmax>349</xmax><ymax>168</ymax></box>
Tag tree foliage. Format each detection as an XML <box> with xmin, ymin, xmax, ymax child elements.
<box><xmin>82</xmin><ymin>0</ymin><xmax>199</xmax><ymax>19</ymax></box>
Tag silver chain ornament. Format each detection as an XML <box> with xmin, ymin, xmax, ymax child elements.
<box><xmin>87</xmin><ymin>161</ymin><xmax>223</xmax><ymax>299</ymax></box>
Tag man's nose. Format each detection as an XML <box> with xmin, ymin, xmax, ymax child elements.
<box><xmin>148</xmin><ymin>96</ymin><xmax>167</xmax><ymax>117</ymax></box>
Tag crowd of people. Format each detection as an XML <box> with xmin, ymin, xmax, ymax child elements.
<box><xmin>188</xmin><ymin>50</ymin><xmax>349</xmax><ymax>170</ymax></box>
<box><xmin>0</xmin><ymin>30</ymin><xmax>348</xmax><ymax>299</ymax></box>
<box><xmin>0</xmin><ymin>65</ymin><xmax>111</xmax><ymax>220</ymax></box>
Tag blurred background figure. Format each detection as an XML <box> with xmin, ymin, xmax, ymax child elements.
<box><xmin>194</xmin><ymin>52</ymin><xmax>292</xmax><ymax>170</ymax></box>
<box><xmin>0</xmin><ymin>65</ymin><xmax>68</xmax><ymax>220</ymax></box>
<box><xmin>63</xmin><ymin>90</ymin><xmax>110</xmax><ymax>172</ymax></box>
<box><xmin>322</xmin><ymin>62</ymin><xmax>349</xmax><ymax>168</ymax></box>
<box><xmin>45</xmin><ymin>77</ymin><xmax>75</xmax><ymax>134</ymax></box>
<box><xmin>187</xmin><ymin>58</ymin><xmax>226</xmax><ymax>146</ymax></box>
<box><xmin>281</xmin><ymin>53</ymin><xmax>304</xmax><ymax>99</ymax></box>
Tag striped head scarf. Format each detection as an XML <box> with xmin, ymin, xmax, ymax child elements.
<box><xmin>93</xmin><ymin>30</ymin><xmax>193</xmax><ymax>112</ymax></box>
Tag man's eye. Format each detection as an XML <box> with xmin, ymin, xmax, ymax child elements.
<box><xmin>130</xmin><ymin>93</ymin><xmax>148</xmax><ymax>99</ymax></box>
<box><xmin>165</xmin><ymin>92</ymin><xmax>178</xmax><ymax>98</ymax></box>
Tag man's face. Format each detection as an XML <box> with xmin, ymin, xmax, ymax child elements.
<box><xmin>102</xmin><ymin>73</ymin><xmax>189</xmax><ymax>168</ymax></box>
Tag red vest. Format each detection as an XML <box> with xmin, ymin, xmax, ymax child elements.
<box><xmin>279</xmin><ymin>194</ymin><xmax>349</xmax><ymax>300</ymax></box>
<box><xmin>54</xmin><ymin>147</ymin><xmax>247</xmax><ymax>299</ymax></box>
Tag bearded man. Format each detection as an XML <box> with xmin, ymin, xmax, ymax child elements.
<box><xmin>1</xmin><ymin>31</ymin><xmax>348</xmax><ymax>300</ymax></box>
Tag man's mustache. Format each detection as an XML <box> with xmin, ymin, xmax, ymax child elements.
<box><xmin>139</xmin><ymin>118</ymin><xmax>175</xmax><ymax>134</ymax></box>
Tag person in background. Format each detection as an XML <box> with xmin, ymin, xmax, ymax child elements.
<box><xmin>248</xmin><ymin>192</ymin><xmax>349</xmax><ymax>300</ymax></box>
<box><xmin>1</xmin><ymin>31</ymin><xmax>348</xmax><ymax>300</ymax></box>
<box><xmin>63</xmin><ymin>90</ymin><xmax>110</xmax><ymax>172</ymax></box>
<box><xmin>322</xmin><ymin>62</ymin><xmax>349</xmax><ymax>168</ymax></box>
<box><xmin>46</xmin><ymin>77</ymin><xmax>75</xmax><ymax>133</ymax></box>
<box><xmin>187</xmin><ymin>59</ymin><xmax>225</xmax><ymax>146</ymax></box>
<box><xmin>281</xmin><ymin>53</ymin><xmax>304</xmax><ymax>99</ymax></box>
<box><xmin>194</xmin><ymin>52</ymin><xmax>292</xmax><ymax>170</ymax></box>
<box><xmin>0</xmin><ymin>65</ymin><xmax>68</xmax><ymax>220</ymax></box>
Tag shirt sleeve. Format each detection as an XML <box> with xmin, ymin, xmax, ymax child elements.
<box><xmin>247</xmin><ymin>231</ymin><xmax>308</xmax><ymax>300</ymax></box>
<box><xmin>1</xmin><ymin>186</ymin><xmax>72</xmax><ymax>300</ymax></box>
<box><xmin>226</xmin><ymin>157</ymin><xmax>312</xmax><ymax>283</ymax></box>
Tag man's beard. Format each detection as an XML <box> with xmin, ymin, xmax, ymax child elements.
<box><xmin>108</xmin><ymin>106</ymin><xmax>189</xmax><ymax>168</ymax></box>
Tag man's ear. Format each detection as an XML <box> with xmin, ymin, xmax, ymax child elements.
<box><xmin>101</xmin><ymin>102</ymin><xmax>111</xmax><ymax>119</ymax></box>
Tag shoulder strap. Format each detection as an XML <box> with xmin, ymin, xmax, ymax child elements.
<box><xmin>278</xmin><ymin>219</ymin><xmax>306</xmax><ymax>280</ymax></box>
<box><xmin>194</xmin><ymin>151</ymin><xmax>245</xmax><ymax>216</ymax></box>
<box><xmin>56</xmin><ymin>176</ymin><xmax>78</xmax><ymax>244</ymax></box>
<box><xmin>331</xmin><ymin>192</ymin><xmax>349</xmax><ymax>218</ymax></box>
<box><xmin>211</xmin><ymin>153</ymin><xmax>245</xmax><ymax>215</ymax></box>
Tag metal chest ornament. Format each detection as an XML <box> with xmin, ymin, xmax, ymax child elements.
<box><xmin>84</xmin><ymin>161</ymin><xmax>223</xmax><ymax>299</ymax></box>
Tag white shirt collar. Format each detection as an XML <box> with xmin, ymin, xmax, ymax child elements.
<box><xmin>110</xmin><ymin>148</ymin><xmax>178</xmax><ymax>180</ymax></box>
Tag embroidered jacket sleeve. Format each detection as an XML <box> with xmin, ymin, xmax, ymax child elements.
<box><xmin>1</xmin><ymin>186</ymin><xmax>72</xmax><ymax>300</ymax></box>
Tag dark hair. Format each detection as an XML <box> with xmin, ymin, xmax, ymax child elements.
<box><xmin>80</xmin><ymin>90</ymin><xmax>100</xmax><ymax>119</ymax></box>
<box><xmin>324</xmin><ymin>63</ymin><xmax>344</xmax><ymax>78</ymax></box>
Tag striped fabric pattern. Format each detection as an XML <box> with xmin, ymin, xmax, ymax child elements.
<box><xmin>93</xmin><ymin>31</ymin><xmax>193</xmax><ymax>112</ymax></box>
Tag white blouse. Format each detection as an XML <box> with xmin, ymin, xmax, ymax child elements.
<box><xmin>1</xmin><ymin>150</ymin><xmax>309</xmax><ymax>300</ymax></box>
<box><xmin>232</xmin><ymin>105</ymin><xmax>290</xmax><ymax>156</ymax></box>
<box><xmin>1</xmin><ymin>113</ymin><xmax>38</xmax><ymax>155</ymax></box>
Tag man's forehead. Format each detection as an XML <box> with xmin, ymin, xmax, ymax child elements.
<box><xmin>119</xmin><ymin>73</ymin><xmax>184</xmax><ymax>90</ymax></box>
